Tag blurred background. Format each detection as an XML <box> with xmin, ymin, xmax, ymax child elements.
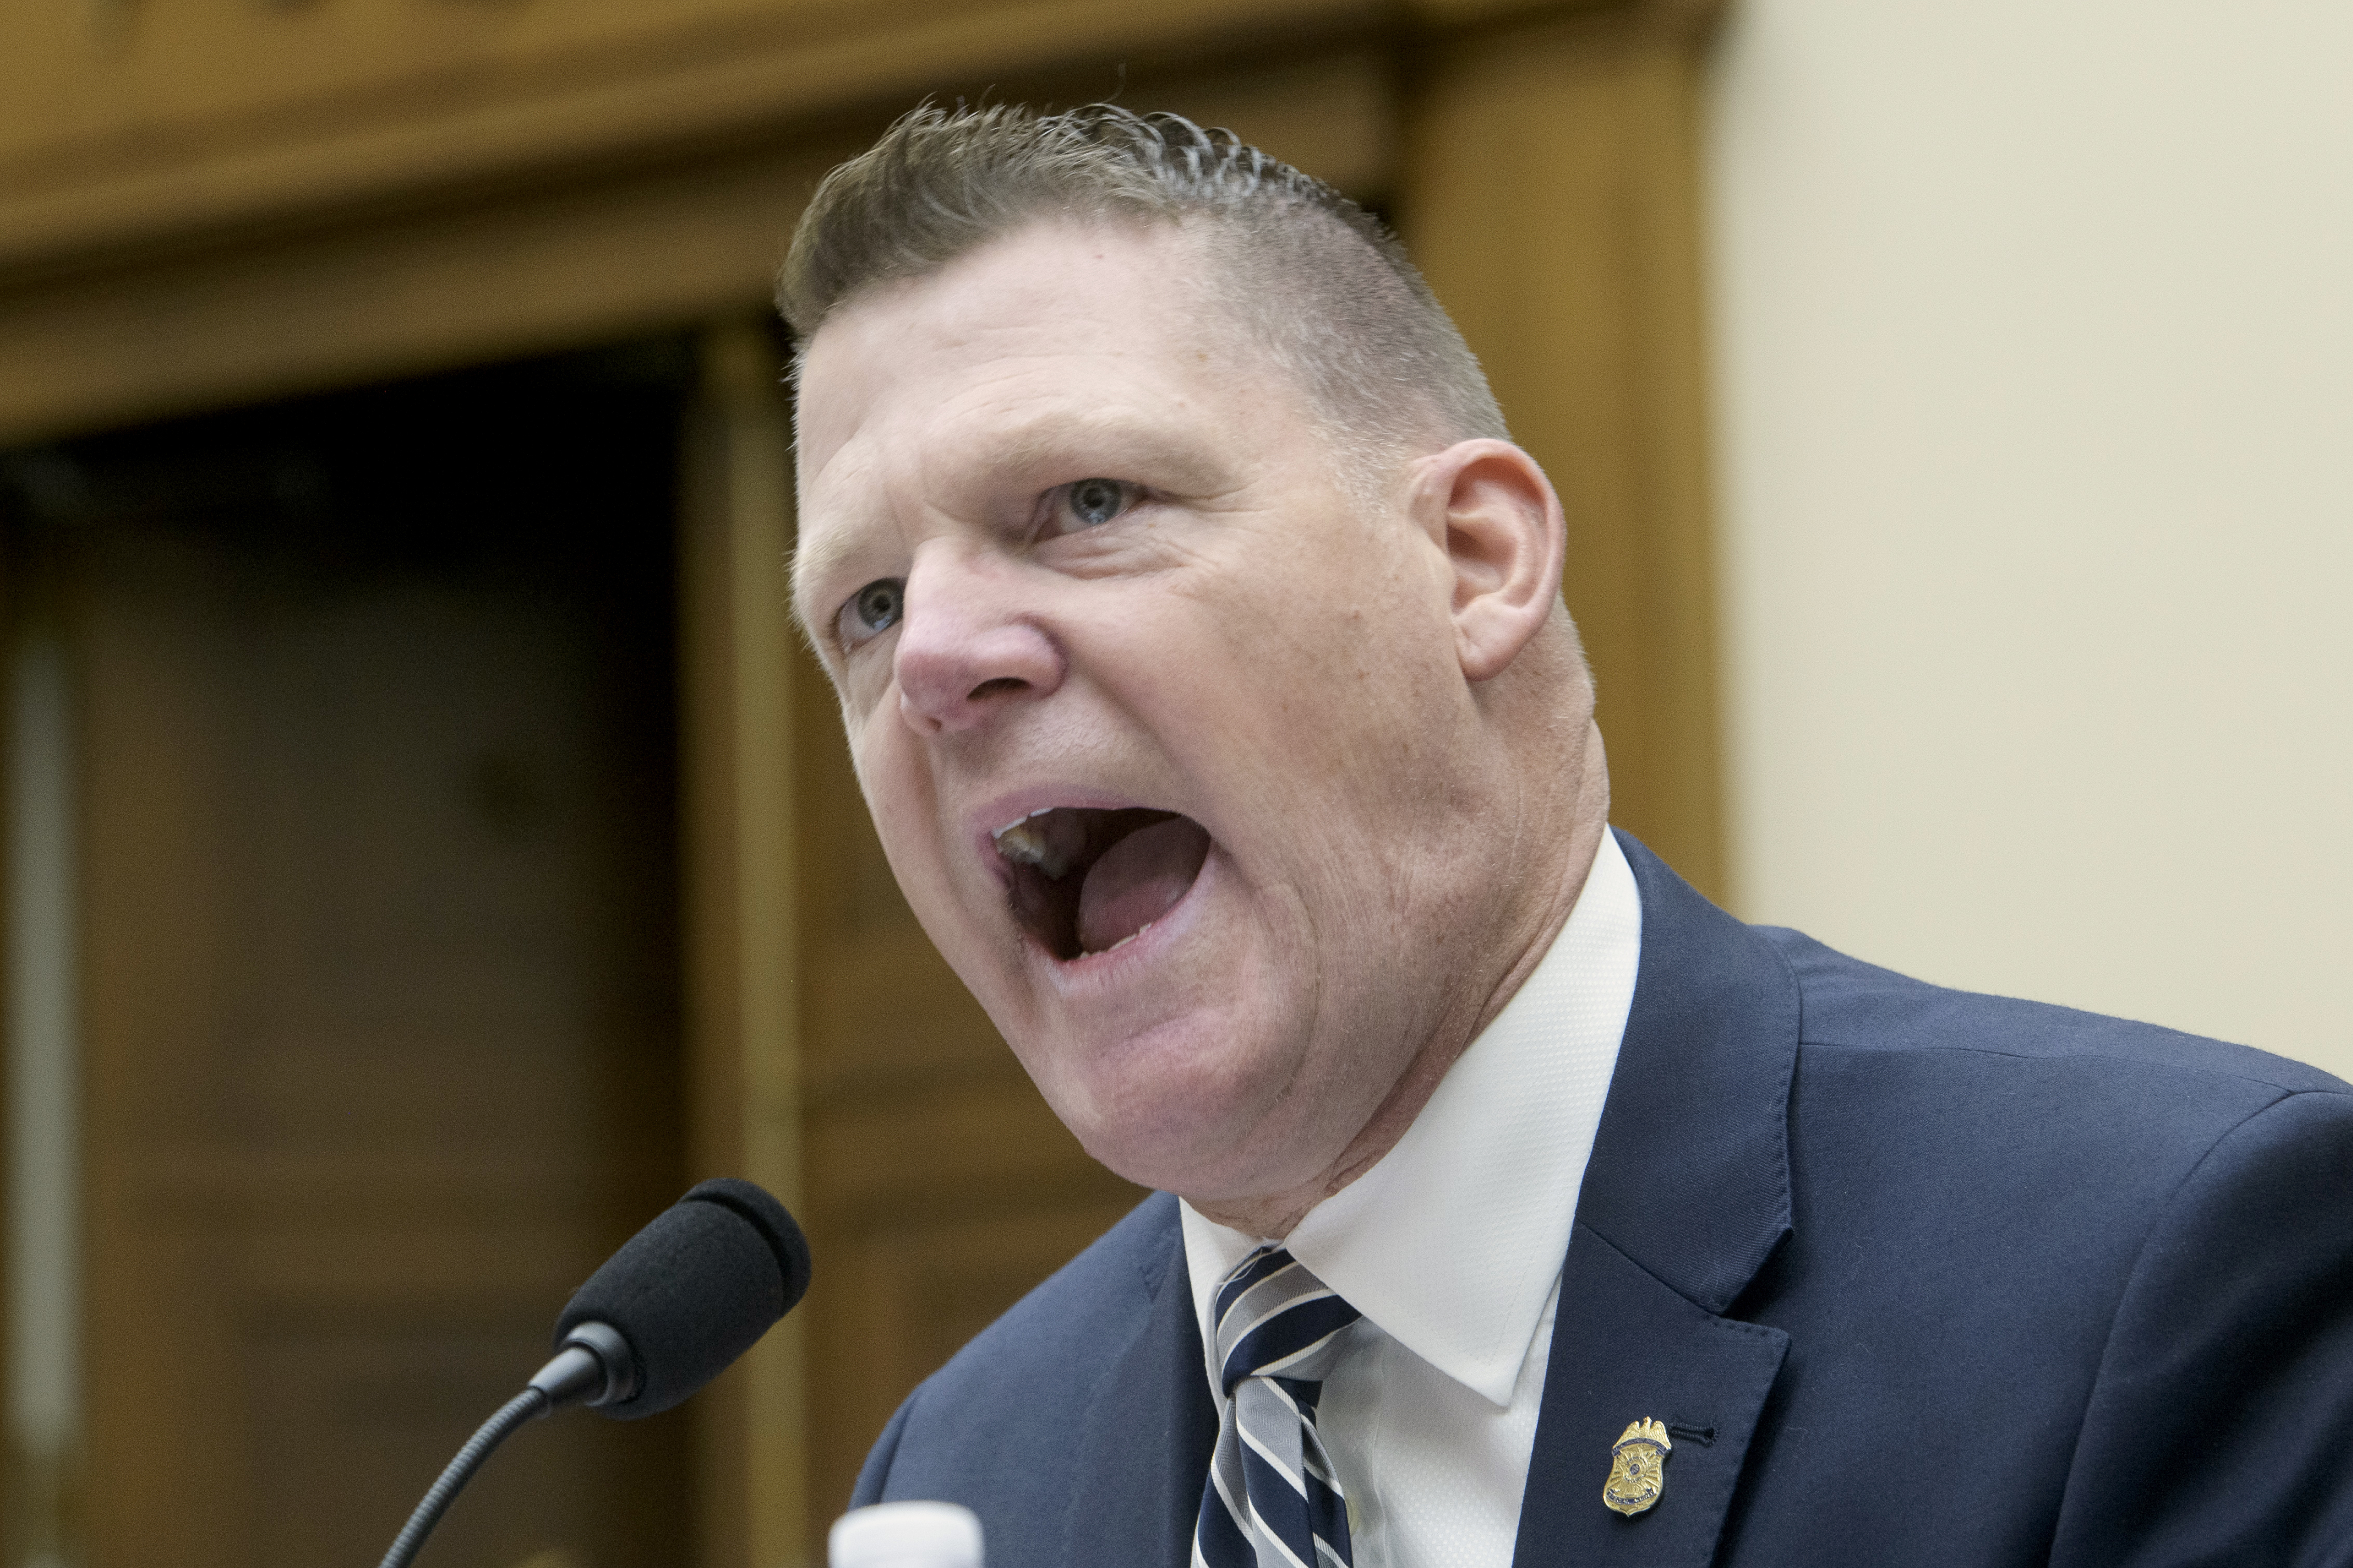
<box><xmin>0</xmin><ymin>0</ymin><xmax>2344</xmax><ymax>1564</ymax></box>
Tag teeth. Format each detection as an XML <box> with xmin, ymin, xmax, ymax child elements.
<box><xmin>994</xmin><ymin>822</ymin><xmax>1067</xmax><ymax>878</ymax></box>
<box><xmin>992</xmin><ymin>808</ymin><xmax>1081</xmax><ymax>880</ymax></box>
<box><xmin>990</xmin><ymin>807</ymin><xmax>1057</xmax><ymax>837</ymax></box>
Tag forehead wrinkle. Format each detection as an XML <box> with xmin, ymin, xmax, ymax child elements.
<box><xmin>908</xmin><ymin>332</ymin><xmax>1247</xmax><ymax>490</ymax></box>
<box><xmin>941</xmin><ymin>402</ymin><xmax>1234</xmax><ymax>499</ymax></box>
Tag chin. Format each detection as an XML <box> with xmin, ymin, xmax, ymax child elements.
<box><xmin>1016</xmin><ymin>1003</ymin><xmax>1310</xmax><ymax>1199</ymax></box>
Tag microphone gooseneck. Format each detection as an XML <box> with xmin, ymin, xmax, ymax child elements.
<box><xmin>375</xmin><ymin>1178</ymin><xmax>810</xmax><ymax>1568</ymax></box>
<box><xmin>377</xmin><ymin>1388</ymin><xmax>549</xmax><ymax>1568</ymax></box>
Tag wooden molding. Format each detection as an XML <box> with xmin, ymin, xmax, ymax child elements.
<box><xmin>0</xmin><ymin>0</ymin><xmax>1378</xmax><ymax>278</ymax></box>
<box><xmin>680</xmin><ymin>318</ymin><xmax>809</xmax><ymax>1567</ymax></box>
<box><xmin>0</xmin><ymin>0</ymin><xmax>1701</xmax><ymax>284</ymax></box>
<box><xmin>0</xmin><ymin>141</ymin><xmax>839</xmax><ymax>447</ymax></box>
<box><xmin>1400</xmin><ymin>5</ymin><xmax>1726</xmax><ymax>895</ymax></box>
<box><xmin>0</xmin><ymin>47</ymin><xmax>1393</xmax><ymax>448</ymax></box>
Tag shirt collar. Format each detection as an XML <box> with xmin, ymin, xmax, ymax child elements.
<box><xmin>1181</xmin><ymin>830</ymin><xmax>1642</xmax><ymax>1406</ymax></box>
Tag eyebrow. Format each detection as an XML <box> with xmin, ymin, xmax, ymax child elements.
<box><xmin>787</xmin><ymin>521</ymin><xmax>859</xmax><ymax>628</ymax></box>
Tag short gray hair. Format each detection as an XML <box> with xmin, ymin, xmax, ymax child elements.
<box><xmin>777</xmin><ymin>103</ymin><xmax>1507</xmax><ymax>480</ymax></box>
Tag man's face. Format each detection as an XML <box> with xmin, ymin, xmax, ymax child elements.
<box><xmin>794</xmin><ymin>221</ymin><xmax>1509</xmax><ymax>1205</ymax></box>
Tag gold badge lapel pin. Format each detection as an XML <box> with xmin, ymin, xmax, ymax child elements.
<box><xmin>1602</xmin><ymin>1418</ymin><xmax>1672</xmax><ymax>1517</ymax></box>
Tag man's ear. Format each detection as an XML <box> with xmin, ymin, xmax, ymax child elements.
<box><xmin>1410</xmin><ymin>440</ymin><xmax>1566</xmax><ymax>682</ymax></box>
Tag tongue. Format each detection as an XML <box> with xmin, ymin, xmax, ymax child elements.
<box><xmin>1076</xmin><ymin>816</ymin><xmax>1211</xmax><ymax>954</ymax></box>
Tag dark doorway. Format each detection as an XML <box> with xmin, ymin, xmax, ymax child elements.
<box><xmin>3</xmin><ymin>337</ymin><xmax>696</xmax><ymax>1568</ymax></box>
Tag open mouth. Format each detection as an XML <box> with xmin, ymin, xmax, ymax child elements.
<box><xmin>993</xmin><ymin>807</ymin><xmax>1213</xmax><ymax>961</ymax></box>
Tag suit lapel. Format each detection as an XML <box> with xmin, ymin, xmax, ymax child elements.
<box><xmin>1061</xmin><ymin>1214</ymin><xmax>1219</xmax><ymax>1567</ymax></box>
<box><xmin>1513</xmin><ymin>1225</ymin><xmax>1789</xmax><ymax>1567</ymax></box>
<box><xmin>1511</xmin><ymin>834</ymin><xmax>1802</xmax><ymax>1568</ymax></box>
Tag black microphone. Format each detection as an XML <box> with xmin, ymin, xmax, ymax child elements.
<box><xmin>377</xmin><ymin>1178</ymin><xmax>812</xmax><ymax>1568</ymax></box>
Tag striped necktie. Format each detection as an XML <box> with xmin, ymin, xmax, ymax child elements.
<box><xmin>1194</xmin><ymin>1246</ymin><xmax>1363</xmax><ymax>1568</ymax></box>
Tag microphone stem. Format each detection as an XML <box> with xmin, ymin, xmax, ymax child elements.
<box><xmin>377</xmin><ymin>1386</ymin><xmax>551</xmax><ymax>1568</ymax></box>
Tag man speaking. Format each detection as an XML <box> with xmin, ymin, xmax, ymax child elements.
<box><xmin>779</xmin><ymin>104</ymin><xmax>2353</xmax><ymax>1566</ymax></box>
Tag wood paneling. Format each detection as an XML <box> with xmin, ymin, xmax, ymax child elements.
<box><xmin>52</xmin><ymin>348</ymin><xmax>694</xmax><ymax>1568</ymax></box>
<box><xmin>1399</xmin><ymin>2</ymin><xmax>1727</xmax><ymax>895</ymax></box>
<box><xmin>679</xmin><ymin>318</ymin><xmax>810</xmax><ymax>1568</ymax></box>
<box><xmin>0</xmin><ymin>141</ymin><xmax>851</xmax><ymax>450</ymax></box>
<box><xmin>0</xmin><ymin>0</ymin><xmax>1380</xmax><ymax>275</ymax></box>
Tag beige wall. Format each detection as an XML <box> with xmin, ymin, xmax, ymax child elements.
<box><xmin>1705</xmin><ymin>0</ymin><xmax>2353</xmax><ymax>1077</ymax></box>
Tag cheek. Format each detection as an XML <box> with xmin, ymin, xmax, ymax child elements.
<box><xmin>837</xmin><ymin>649</ymin><xmax>897</xmax><ymax>730</ymax></box>
<box><xmin>850</xmin><ymin>729</ymin><xmax>943</xmax><ymax>889</ymax></box>
<box><xmin>1219</xmin><ymin>600</ymin><xmax>1458</xmax><ymax>780</ymax></box>
<box><xmin>850</xmin><ymin>728</ymin><xmax>1007</xmax><ymax>973</ymax></box>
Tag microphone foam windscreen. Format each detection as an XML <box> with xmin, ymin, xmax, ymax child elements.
<box><xmin>553</xmin><ymin>1178</ymin><xmax>813</xmax><ymax>1419</ymax></box>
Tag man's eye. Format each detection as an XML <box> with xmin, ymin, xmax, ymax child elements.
<box><xmin>837</xmin><ymin>577</ymin><xmax>904</xmax><ymax>648</ymax></box>
<box><xmin>1057</xmin><ymin>478</ymin><xmax>1136</xmax><ymax>531</ymax></box>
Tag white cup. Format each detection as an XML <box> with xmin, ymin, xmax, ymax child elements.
<box><xmin>828</xmin><ymin>1500</ymin><xmax>984</xmax><ymax>1568</ymax></box>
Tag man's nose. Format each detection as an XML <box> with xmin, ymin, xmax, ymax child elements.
<box><xmin>892</xmin><ymin>541</ymin><xmax>1064</xmax><ymax>735</ymax></box>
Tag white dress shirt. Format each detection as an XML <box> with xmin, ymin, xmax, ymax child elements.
<box><xmin>1181</xmin><ymin>830</ymin><xmax>1642</xmax><ymax>1568</ymax></box>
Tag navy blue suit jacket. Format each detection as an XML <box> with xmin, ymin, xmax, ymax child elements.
<box><xmin>855</xmin><ymin>833</ymin><xmax>2353</xmax><ymax>1565</ymax></box>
